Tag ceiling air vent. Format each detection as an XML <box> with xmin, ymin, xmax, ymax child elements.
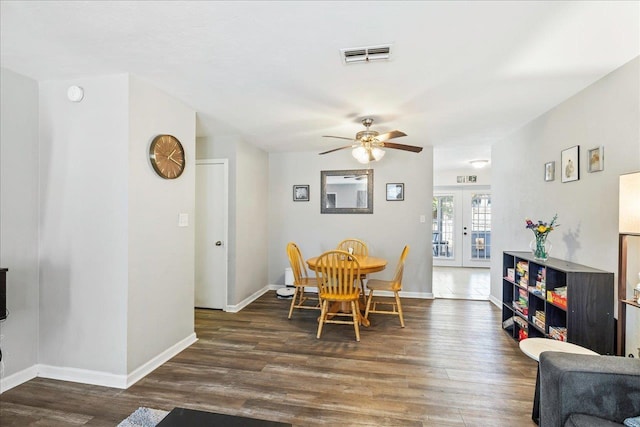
<box><xmin>340</xmin><ymin>44</ymin><xmax>392</xmax><ymax>64</ymax></box>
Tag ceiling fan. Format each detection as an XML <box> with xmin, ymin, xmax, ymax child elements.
<box><xmin>320</xmin><ymin>118</ymin><xmax>423</xmax><ymax>163</ymax></box>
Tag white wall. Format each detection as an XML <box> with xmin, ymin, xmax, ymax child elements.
<box><xmin>39</xmin><ymin>75</ymin><xmax>130</xmax><ymax>374</ymax></box>
<box><xmin>0</xmin><ymin>68</ymin><xmax>40</xmax><ymax>388</ymax></box>
<box><xmin>234</xmin><ymin>141</ymin><xmax>269</xmax><ymax>303</ymax></box>
<box><xmin>268</xmin><ymin>148</ymin><xmax>434</xmax><ymax>296</ymax></box>
<box><xmin>127</xmin><ymin>75</ymin><xmax>196</xmax><ymax>372</ymax></box>
<box><xmin>491</xmin><ymin>56</ymin><xmax>640</xmax><ymax>355</ymax></box>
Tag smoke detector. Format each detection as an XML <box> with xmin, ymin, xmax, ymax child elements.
<box><xmin>340</xmin><ymin>44</ymin><xmax>392</xmax><ymax>64</ymax></box>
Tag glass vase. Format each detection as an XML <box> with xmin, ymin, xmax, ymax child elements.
<box><xmin>530</xmin><ymin>235</ymin><xmax>551</xmax><ymax>261</ymax></box>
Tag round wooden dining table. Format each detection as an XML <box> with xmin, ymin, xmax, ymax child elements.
<box><xmin>306</xmin><ymin>255</ymin><xmax>387</xmax><ymax>274</ymax></box>
<box><xmin>306</xmin><ymin>255</ymin><xmax>387</xmax><ymax>327</ymax></box>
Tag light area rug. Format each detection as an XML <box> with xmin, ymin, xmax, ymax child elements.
<box><xmin>117</xmin><ymin>407</ymin><xmax>169</xmax><ymax>427</ymax></box>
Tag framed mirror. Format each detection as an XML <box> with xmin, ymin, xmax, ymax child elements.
<box><xmin>321</xmin><ymin>169</ymin><xmax>373</xmax><ymax>214</ymax></box>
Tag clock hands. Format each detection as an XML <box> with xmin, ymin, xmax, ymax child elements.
<box><xmin>167</xmin><ymin>148</ymin><xmax>183</xmax><ymax>166</ymax></box>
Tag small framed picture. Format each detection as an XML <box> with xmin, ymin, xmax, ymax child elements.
<box><xmin>386</xmin><ymin>183</ymin><xmax>404</xmax><ymax>201</ymax></box>
<box><xmin>561</xmin><ymin>145</ymin><xmax>580</xmax><ymax>183</ymax></box>
<box><xmin>587</xmin><ymin>146</ymin><xmax>604</xmax><ymax>172</ymax></box>
<box><xmin>545</xmin><ymin>161</ymin><xmax>555</xmax><ymax>182</ymax></box>
<box><xmin>293</xmin><ymin>185</ymin><xmax>309</xmax><ymax>201</ymax></box>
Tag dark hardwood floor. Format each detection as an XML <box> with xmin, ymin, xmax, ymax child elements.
<box><xmin>0</xmin><ymin>292</ymin><xmax>538</xmax><ymax>426</ymax></box>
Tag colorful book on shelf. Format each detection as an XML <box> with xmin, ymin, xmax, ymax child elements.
<box><xmin>518</xmin><ymin>288</ymin><xmax>528</xmax><ymax>306</ymax></box>
<box><xmin>518</xmin><ymin>329</ymin><xmax>528</xmax><ymax>341</ymax></box>
<box><xmin>528</xmin><ymin>286</ymin><xmax>544</xmax><ymax>297</ymax></box>
<box><xmin>548</xmin><ymin>326</ymin><xmax>567</xmax><ymax>342</ymax></box>
<box><xmin>514</xmin><ymin>316</ymin><xmax>528</xmax><ymax>330</ymax></box>
<box><xmin>547</xmin><ymin>289</ymin><xmax>567</xmax><ymax>309</ymax></box>
<box><xmin>513</xmin><ymin>300</ymin><xmax>529</xmax><ymax>316</ymax></box>
<box><xmin>533</xmin><ymin>317</ymin><xmax>545</xmax><ymax>330</ymax></box>
<box><xmin>516</xmin><ymin>261</ymin><xmax>528</xmax><ymax>284</ymax></box>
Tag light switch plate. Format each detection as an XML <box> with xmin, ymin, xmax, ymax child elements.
<box><xmin>420</xmin><ymin>215</ymin><xmax>426</xmax><ymax>223</ymax></box>
<box><xmin>178</xmin><ymin>213</ymin><xmax>189</xmax><ymax>227</ymax></box>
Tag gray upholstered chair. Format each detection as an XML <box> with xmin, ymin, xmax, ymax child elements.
<box><xmin>539</xmin><ymin>352</ymin><xmax>640</xmax><ymax>427</ymax></box>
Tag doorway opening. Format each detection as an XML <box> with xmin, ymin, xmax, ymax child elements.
<box><xmin>432</xmin><ymin>187</ymin><xmax>491</xmax><ymax>300</ymax></box>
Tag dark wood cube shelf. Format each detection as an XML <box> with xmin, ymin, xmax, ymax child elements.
<box><xmin>501</xmin><ymin>251</ymin><xmax>614</xmax><ymax>355</ymax></box>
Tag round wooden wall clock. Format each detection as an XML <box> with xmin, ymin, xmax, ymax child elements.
<box><xmin>149</xmin><ymin>134</ymin><xmax>185</xmax><ymax>179</ymax></box>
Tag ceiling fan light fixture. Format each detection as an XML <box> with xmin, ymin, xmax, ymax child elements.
<box><xmin>371</xmin><ymin>147</ymin><xmax>385</xmax><ymax>161</ymax></box>
<box><xmin>352</xmin><ymin>146</ymin><xmax>370</xmax><ymax>164</ymax></box>
<box><xmin>352</xmin><ymin>146</ymin><xmax>385</xmax><ymax>163</ymax></box>
<box><xmin>470</xmin><ymin>159</ymin><xmax>489</xmax><ymax>169</ymax></box>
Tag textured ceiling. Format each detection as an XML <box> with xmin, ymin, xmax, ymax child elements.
<box><xmin>1</xmin><ymin>1</ymin><xmax>638</xmax><ymax>170</ymax></box>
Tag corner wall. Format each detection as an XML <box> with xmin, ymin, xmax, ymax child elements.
<box><xmin>127</xmin><ymin>75</ymin><xmax>196</xmax><ymax>373</ymax></box>
<box><xmin>38</xmin><ymin>75</ymin><xmax>130</xmax><ymax>375</ymax></box>
<box><xmin>0</xmin><ymin>68</ymin><xmax>40</xmax><ymax>390</ymax></box>
<box><xmin>491</xmin><ymin>56</ymin><xmax>640</xmax><ymax>354</ymax></box>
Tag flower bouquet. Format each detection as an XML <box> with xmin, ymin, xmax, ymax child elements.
<box><xmin>525</xmin><ymin>214</ymin><xmax>558</xmax><ymax>261</ymax></box>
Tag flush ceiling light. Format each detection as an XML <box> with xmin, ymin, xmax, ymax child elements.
<box><xmin>470</xmin><ymin>159</ymin><xmax>489</xmax><ymax>169</ymax></box>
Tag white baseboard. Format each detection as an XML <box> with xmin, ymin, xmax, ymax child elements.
<box><xmin>0</xmin><ymin>333</ymin><xmax>198</xmax><ymax>392</ymax></box>
<box><xmin>489</xmin><ymin>294</ymin><xmax>501</xmax><ymax>308</ymax></box>
<box><xmin>126</xmin><ymin>332</ymin><xmax>198</xmax><ymax>388</ymax></box>
<box><xmin>38</xmin><ymin>363</ymin><xmax>128</xmax><ymax>389</ymax></box>
<box><xmin>0</xmin><ymin>364</ymin><xmax>38</xmax><ymax>394</ymax></box>
<box><xmin>225</xmin><ymin>286</ymin><xmax>272</xmax><ymax>312</ymax></box>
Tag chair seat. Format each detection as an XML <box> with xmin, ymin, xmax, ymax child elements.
<box><xmin>293</xmin><ymin>277</ymin><xmax>314</xmax><ymax>287</ymax></box>
<box><xmin>365</xmin><ymin>279</ymin><xmax>400</xmax><ymax>292</ymax></box>
<box><xmin>320</xmin><ymin>292</ymin><xmax>360</xmax><ymax>302</ymax></box>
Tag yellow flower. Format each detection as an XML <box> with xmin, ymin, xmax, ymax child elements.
<box><xmin>537</xmin><ymin>225</ymin><xmax>547</xmax><ymax>233</ymax></box>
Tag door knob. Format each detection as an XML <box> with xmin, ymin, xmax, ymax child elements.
<box><xmin>215</xmin><ymin>241</ymin><xmax>223</xmax><ymax>246</ymax></box>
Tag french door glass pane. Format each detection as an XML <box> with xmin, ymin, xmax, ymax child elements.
<box><xmin>432</xmin><ymin>196</ymin><xmax>454</xmax><ymax>258</ymax></box>
<box><xmin>470</xmin><ymin>193</ymin><xmax>491</xmax><ymax>260</ymax></box>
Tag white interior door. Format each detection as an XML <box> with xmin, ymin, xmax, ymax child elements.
<box><xmin>433</xmin><ymin>187</ymin><xmax>491</xmax><ymax>267</ymax></box>
<box><xmin>195</xmin><ymin>159</ymin><xmax>228</xmax><ymax>310</ymax></box>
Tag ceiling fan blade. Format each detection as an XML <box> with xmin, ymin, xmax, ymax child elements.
<box><xmin>382</xmin><ymin>142</ymin><xmax>424</xmax><ymax>153</ymax></box>
<box><xmin>319</xmin><ymin>145</ymin><xmax>353</xmax><ymax>155</ymax></box>
<box><xmin>322</xmin><ymin>135</ymin><xmax>356</xmax><ymax>141</ymax></box>
<box><xmin>375</xmin><ymin>130</ymin><xmax>407</xmax><ymax>142</ymax></box>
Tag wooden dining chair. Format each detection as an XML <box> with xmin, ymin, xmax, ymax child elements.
<box><xmin>315</xmin><ymin>250</ymin><xmax>362</xmax><ymax>341</ymax></box>
<box><xmin>364</xmin><ymin>245</ymin><xmax>409</xmax><ymax>328</ymax></box>
<box><xmin>286</xmin><ymin>242</ymin><xmax>320</xmax><ymax>319</ymax></box>
<box><xmin>336</xmin><ymin>238</ymin><xmax>368</xmax><ymax>257</ymax></box>
<box><xmin>336</xmin><ymin>238</ymin><xmax>369</xmax><ymax>302</ymax></box>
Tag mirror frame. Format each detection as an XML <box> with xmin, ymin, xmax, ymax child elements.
<box><xmin>320</xmin><ymin>169</ymin><xmax>374</xmax><ymax>214</ymax></box>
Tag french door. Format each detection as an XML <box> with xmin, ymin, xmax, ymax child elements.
<box><xmin>432</xmin><ymin>187</ymin><xmax>491</xmax><ymax>267</ymax></box>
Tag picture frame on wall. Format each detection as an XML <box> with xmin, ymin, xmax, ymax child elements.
<box><xmin>561</xmin><ymin>145</ymin><xmax>580</xmax><ymax>183</ymax></box>
<box><xmin>587</xmin><ymin>146</ymin><xmax>604</xmax><ymax>172</ymax></box>
<box><xmin>293</xmin><ymin>185</ymin><xmax>309</xmax><ymax>201</ymax></box>
<box><xmin>545</xmin><ymin>161</ymin><xmax>555</xmax><ymax>182</ymax></box>
<box><xmin>386</xmin><ymin>183</ymin><xmax>404</xmax><ymax>201</ymax></box>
